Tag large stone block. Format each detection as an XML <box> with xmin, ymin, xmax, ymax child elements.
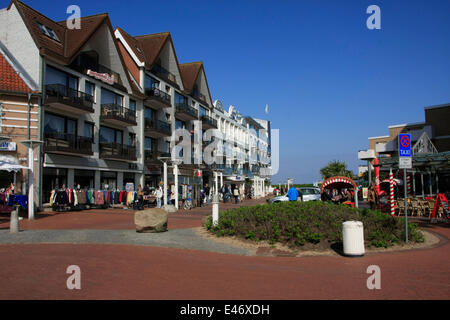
<box><xmin>162</xmin><ymin>204</ymin><xmax>177</xmax><ymax>213</ymax></box>
<box><xmin>134</xmin><ymin>208</ymin><xmax>168</xmax><ymax>233</ymax></box>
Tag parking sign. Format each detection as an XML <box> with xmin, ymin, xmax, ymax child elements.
<box><xmin>398</xmin><ymin>133</ymin><xmax>412</xmax><ymax>169</ymax></box>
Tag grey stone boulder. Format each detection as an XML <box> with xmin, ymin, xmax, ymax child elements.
<box><xmin>134</xmin><ymin>208</ymin><xmax>168</xmax><ymax>233</ymax></box>
<box><xmin>162</xmin><ymin>204</ymin><xmax>177</xmax><ymax>213</ymax></box>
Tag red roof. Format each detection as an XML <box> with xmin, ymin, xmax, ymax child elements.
<box><xmin>0</xmin><ymin>53</ymin><xmax>32</xmax><ymax>93</ymax></box>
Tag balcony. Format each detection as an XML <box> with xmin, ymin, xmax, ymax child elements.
<box><xmin>151</xmin><ymin>64</ymin><xmax>178</xmax><ymax>88</ymax></box>
<box><xmin>175</xmin><ymin>102</ymin><xmax>198</xmax><ymax>121</ymax></box>
<box><xmin>44</xmin><ymin>132</ymin><xmax>92</xmax><ymax>156</ymax></box>
<box><xmin>193</xmin><ymin>92</ymin><xmax>208</xmax><ymax>105</ymax></box>
<box><xmin>200</xmin><ymin>114</ymin><xmax>217</xmax><ymax>129</ymax></box>
<box><xmin>70</xmin><ymin>56</ymin><xmax>126</xmax><ymax>91</ymax></box>
<box><xmin>101</xmin><ymin>103</ymin><xmax>137</xmax><ymax>126</ymax></box>
<box><xmin>144</xmin><ymin>87</ymin><xmax>171</xmax><ymax>109</ymax></box>
<box><xmin>144</xmin><ymin>150</ymin><xmax>171</xmax><ymax>165</ymax></box>
<box><xmin>99</xmin><ymin>142</ymin><xmax>137</xmax><ymax>161</ymax></box>
<box><xmin>144</xmin><ymin>118</ymin><xmax>171</xmax><ymax>138</ymax></box>
<box><xmin>45</xmin><ymin>84</ymin><xmax>94</xmax><ymax>114</ymax></box>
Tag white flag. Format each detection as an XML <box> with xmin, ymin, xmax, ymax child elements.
<box><xmin>265</xmin><ymin>104</ymin><xmax>269</xmax><ymax>114</ymax></box>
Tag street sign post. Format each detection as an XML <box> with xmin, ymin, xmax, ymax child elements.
<box><xmin>398</xmin><ymin>133</ymin><xmax>411</xmax><ymax>243</ymax></box>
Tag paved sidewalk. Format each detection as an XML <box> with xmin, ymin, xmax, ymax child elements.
<box><xmin>0</xmin><ymin>228</ymin><xmax>251</xmax><ymax>256</ymax></box>
<box><xmin>0</xmin><ymin>197</ymin><xmax>269</xmax><ymax>231</ymax></box>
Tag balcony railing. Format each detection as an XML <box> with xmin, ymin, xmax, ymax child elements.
<box><xmin>175</xmin><ymin>102</ymin><xmax>198</xmax><ymax>120</ymax></box>
<box><xmin>144</xmin><ymin>118</ymin><xmax>171</xmax><ymax>136</ymax></box>
<box><xmin>151</xmin><ymin>64</ymin><xmax>177</xmax><ymax>84</ymax></box>
<box><xmin>144</xmin><ymin>150</ymin><xmax>171</xmax><ymax>163</ymax></box>
<box><xmin>101</xmin><ymin>103</ymin><xmax>137</xmax><ymax>125</ymax></box>
<box><xmin>144</xmin><ymin>87</ymin><xmax>171</xmax><ymax>108</ymax></box>
<box><xmin>193</xmin><ymin>92</ymin><xmax>207</xmax><ymax>104</ymax></box>
<box><xmin>99</xmin><ymin>142</ymin><xmax>136</xmax><ymax>161</ymax></box>
<box><xmin>200</xmin><ymin>114</ymin><xmax>217</xmax><ymax>128</ymax></box>
<box><xmin>70</xmin><ymin>57</ymin><xmax>123</xmax><ymax>87</ymax></box>
<box><xmin>44</xmin><ymin>132</ymin><xmax>92</xmax><ymax>155</ymax></box>
<box><xmin>45</xmin><ymin>84</ymin><xmax>94</xmax><ymax>112</ymax></box>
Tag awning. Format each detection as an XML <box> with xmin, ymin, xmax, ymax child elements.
<box><xmin>321</xmin><ymin>176</ymin><xmax>357</xmax><ymax>192</ymax></box>
<box><xmin>0</xmin><ymin>155</ymin><xmax>28</xmax><ymax>172</ymax></box>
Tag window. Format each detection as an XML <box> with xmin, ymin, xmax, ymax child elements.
<box><xmin>101</xmin><ymin>88</ymin><xmax>123</xmax><ymax>106</ymax></box>
<box><xmin>199</xmin><ymin>106</ymin><xmax>207</xmax><ymax>117</ymax></box>
<box><xmin>44</xmin><ymin>113</ymin><xmax>77</xmax><ymax>136</ymax></box>
<box><xmin>45</xmin><ymin>65</ymin><xmax>78</xmax><ymax>90</ymax></box>
<box><xmin>84</xmin><ymin>122</ymin><xmax>94</xmax><ymax>141</ymax></box>
<box><xmin>85</xmin><ymin>81</ymin><xmax>95</xmax><ymax>102</ymax></box>
<box><xmin>175</xmin><ymin>120</ymin><xmax>185</xmax><ymax>130</ymax></box>
<box><xmin>144</xmin><ymin>74</ymin><xmax>159</xmax><ymax>90</ymax></box>
<box><xmin>144</xmin><ymin>137</ymin><xmax>155</xmax><ymax>150</ymax></box>
<box><xmin>144</xmin><ymin>108</ymin><xmax>154</xmax><ymax>119</ymax></box>
<box><xmin>36</xmin><ymin>21</ymin><xmax>60</xmax><ymax>42</ymax></box>
<box><xmin>100</xmin><ymin>126</ymin><xmax>123</xmax><ymax>144</ymax></box>
<box><xmin>128</xmin><ymin>133</ymin><xmax>136</xmax><ymax>147</ymax></box>
<box><xmin>175</xmin><ymin>92</ymin><xmax>187</xmax><ymax>105</ymax></box>
<box><xmin>129</xmin><ymin>99</ymin><xmax>136</xmax><ymax>111</ymax></box>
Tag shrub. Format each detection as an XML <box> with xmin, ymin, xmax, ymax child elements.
<box><xmin>203</xmin><ymin>201</ymin><xmax>424</xmax><ymax>248</ymax></box>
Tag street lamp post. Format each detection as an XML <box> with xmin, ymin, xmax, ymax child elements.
<box><xmin>19</xmin><ymin>139</ymin><xmax>43</xmax><ymax>220</ymax></box>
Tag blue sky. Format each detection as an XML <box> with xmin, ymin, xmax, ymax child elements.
<box><xmin>5</xmin><ymin>0</ymin><xmax>450</xmax><ymax>183</ymax></box>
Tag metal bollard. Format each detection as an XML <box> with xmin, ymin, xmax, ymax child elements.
<box><xmin>10</xmin><ymin>205</ymin><xmax>20</xmax><ymax>234</ymax></box>
<box><xmin>212</xmin><ymin>194</ymin><xmax>219</xmax><ymax>226</ymax></box>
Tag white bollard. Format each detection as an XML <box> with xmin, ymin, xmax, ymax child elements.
<box><xmin>10</xmin><ymin>205</ymin><xmax>20</xmax><ymax>233</ymax></box>
<box><xmin>342</xmin><ymin>221</ymin><xmax>365</xmax><ymax>257</ymax></box>
<box><xmin>212</xmin><ymin>194</ymin><xmax>219</xmax><ymax>226</ymax></box>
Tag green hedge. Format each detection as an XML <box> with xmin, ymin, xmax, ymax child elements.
<box><xmin>204</xmin><ymin>201</ymin><xmax>424</xmax><ymax>248</ymax></box>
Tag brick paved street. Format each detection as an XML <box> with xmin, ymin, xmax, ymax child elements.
<box><xmin>0</xmin><ymin>198</ymin><xmax>449</xmax><ymax>299</ymax></box>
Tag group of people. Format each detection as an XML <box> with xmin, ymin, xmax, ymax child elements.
<box><xmin>220</xmin><ymin>184</ymin><xmax>247</xmax><ymax>204</ymax></box>
<box><xmin>321</xmin><ymin>188</ymin><xmax>353</xmax><ymax>204</ymax></box>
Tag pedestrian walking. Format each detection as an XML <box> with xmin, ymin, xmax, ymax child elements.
<box><xmin>156</xmin><ymin>184</ymin><xmax>163</xmax><ymax>208</ymax></box>
<box><xmin>287</xmin><ymin>186</ymin><xmax>299</xmax><ymax>201</ymax></box>
<box><xmin>233</xmin><ymin>187</ymin><xmax>239</xmax><ymax>204</ymax></box>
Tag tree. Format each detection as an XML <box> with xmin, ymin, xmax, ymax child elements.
<box><xmin>320</xmin><ymin>160</ymin><xmax>354</xmax><ymax>180</ymax></box>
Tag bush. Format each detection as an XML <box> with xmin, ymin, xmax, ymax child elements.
<box><xmin>204</xmin><ymin>201</ymin><xmax>424</xmax><ymax>248</ymax></box>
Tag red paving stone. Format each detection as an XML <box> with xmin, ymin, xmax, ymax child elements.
<box><xmin>0</xmin><ymin>199</ymin><xmax>449</xmax><ymax>299</ymax></box>
<box><xmin>0</xmin><ymin>197</ymin><xmax>266</xmax><ymax>231</ymax></box>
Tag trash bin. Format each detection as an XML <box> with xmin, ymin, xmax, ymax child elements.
<box><xmin>342</xmin><ymin>221</ymin><xmax>365</xmax><ymax>257</ymax></box>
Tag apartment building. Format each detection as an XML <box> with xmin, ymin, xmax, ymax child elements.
<box><xmin>0</xmin><ymin>0</ymin><xmax>145</xmax><ymax>205</ymax></box>
<box><xmin>0</xmin><ymin>0</ymin><xmax>272</xmax><ymax>206</ymax></box>
<box><xmin>211</xmin><ymin>101</ymin><xmax>272</xmax><ymax>197</ymax></box>
<box><xmin>115</xmin><ymin>27</ymin><xmax>218</xmax><ymax>189</ymax></box>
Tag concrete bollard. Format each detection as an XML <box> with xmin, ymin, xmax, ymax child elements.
<box><xmin>10</xmin><ymin>205</ymin><xmax>20</xmax><ymax>234</ymax></box>
<box><xmin>212</xmin><ymin>194</ymin><xmax>219</xmax><ymax>226</ymax></box>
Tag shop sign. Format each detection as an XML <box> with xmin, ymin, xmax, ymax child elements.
<box><xmin>0</xmin><ymin>142</ymin><xmax>16</xmax><ymax>151</ymax></box>
<box><xmin>194</xmin><ymin>169</ymin><xmax>202</xmax><ymax>177</ymax></box>
<box><xmin>87</xmin><ymin>69</ymin><xmax>114</xmax><ymax>85</ymax></box>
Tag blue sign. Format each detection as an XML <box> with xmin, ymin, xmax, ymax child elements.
<box><xmin>398</xmin><ymin>133</ymin><xmax>411</xmax><ymax>157</ymax></box>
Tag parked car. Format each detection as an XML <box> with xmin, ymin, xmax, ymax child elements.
<box><xmin>267</xmin><ymin>193</ymin><xmax>289</xmax><ymax>204</ymax></box>
<box><xmin>300</xmin><ymin>187</ymin><xmax>321</xmax><ymax>202</ymax></box>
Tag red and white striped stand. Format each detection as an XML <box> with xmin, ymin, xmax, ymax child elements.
<box><xmin>407</xmin><ymin>174</ymin><xmax>411</xmax><ymax>197</ymax></box>
<box><xmin>390</xmin><ymin>169</ymin><xmax>395</xmax><ymax>216</ymax></box>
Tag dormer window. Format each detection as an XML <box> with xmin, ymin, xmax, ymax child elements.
<box><xmin>36</xmin><ymin>21</ymin><xmax>60</xmax><ymax>42</ymax></box>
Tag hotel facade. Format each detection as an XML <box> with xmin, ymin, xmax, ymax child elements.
<box><xmin>0</xmin><ymin>0</ymin><xmax>272</xmax><ymax>207</ymax></box>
